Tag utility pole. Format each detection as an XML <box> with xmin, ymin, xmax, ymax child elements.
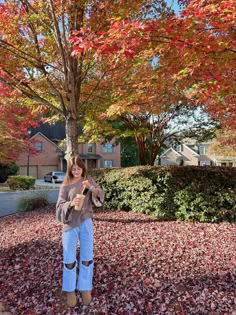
<box><xmin>26</xmin><ymin>130</ymin><xmax>31</xmax><ymax>176</ymax></box>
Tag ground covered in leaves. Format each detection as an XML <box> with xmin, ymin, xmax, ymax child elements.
<box><xmin>0</xmin><ymin>206</ymin><xmax>235</xmax><ymax>315</ymax></box>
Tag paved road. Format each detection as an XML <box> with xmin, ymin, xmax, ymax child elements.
<box><xmin>35</xmin><ymin>179</ymin><xmax>62</xmax><ymax>188</ymax></box>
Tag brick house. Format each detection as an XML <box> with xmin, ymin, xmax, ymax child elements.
<box><xmin>17</xmin><ymin>132</ymin><xmax>65</xmax><ymax>178</ymax></box>
<box><xmin>16</xmin><ymin>124</ymin><xmax>121</xmax><ymax>178</ymax></box>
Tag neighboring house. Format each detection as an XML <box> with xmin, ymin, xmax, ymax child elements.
<box><xmin>78</xmin><ymin>141</ymin><xmax>120</xmax><ymax>169</ymax></box>
<box><xmin>159</xmin><ymin>141</ymin><xmax>236</xmax><ymax>167</ymax></box>
<box><xmin>16</xmin><ymin>124</ymin><xmax>121</xmax><ymax>178</ymax></box>
<box><xmin>17</xmin><ymin>132</ymin><xmax>65</xmax><ymax>179</ymax></box>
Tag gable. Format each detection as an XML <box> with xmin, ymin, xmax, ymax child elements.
<box><xmin>161</xmin><ymin>147</ymin><xmax>182</xmax><ymax>157</ymax></box>
<box><xmin>31</xmin><ymin>132</ymin><xmax>63</xmax><ymax>152</ymax></box>
<box><xmin>182</xmin><ymin>144</ymin><xmax>199</xmax><ymax>156</ymax></box>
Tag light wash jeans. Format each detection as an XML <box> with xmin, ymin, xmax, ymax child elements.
<box><xmin>62</xmin><ymin>218</ymin><xmax>93</xmax><ymax>292</ymax></box>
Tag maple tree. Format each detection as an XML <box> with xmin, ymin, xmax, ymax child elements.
<box><xmin>167</xmin><ymin>0</ymin><xmax>236</xmax><ymax>130</ymax></box>
<box><xmin>76</xmin><ymin>0</ymin><xmax>235</xmax><ymax>153</ymax></box>
<box><xmin>0</xmin><ymin>82</ymin><xmax>39</xmax><ymax>163</ymax></box>
<box><xmin>160</xmin><ymin>0</ymin><xmax>236</xmax><ymax>149</ymax></box>
<box><xmin>0</xmin><ymin>0</ymin><xmax>171</xmax><ymax>160</ymax></box>
<box><xmin>1</xmin><ymin>0</ymin><xmax>233</xmax><ymax>163</ymax></box>
<box><xmin>208</xmin><ymin>129</ymin><xmax>236</xmax><ymax>158</ymax></box>
<box><xmin>79</xmin><ymin>32</ymin><xmax>217</xmax><ymax>165</ymax></box>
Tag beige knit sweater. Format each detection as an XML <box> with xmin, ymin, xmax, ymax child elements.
<box><xmin>56</xmin><ymin>176</ymin><xmax>104</xmax><ymax>232</ymax></box>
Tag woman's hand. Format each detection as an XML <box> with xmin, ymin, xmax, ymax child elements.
<box><xmin>82</xmin><ymin>180</ymin><xmax>99</xmax><ymax>197</ymax></box>
<box><xmin>82</xmin><ymin>180</ymin><xmax>93</xmax><ymax>190</ymax></box>
<box><xmin>70</xmin><ymin>195</ymin><xmax>83</xmax><ymax>208</ymax></box>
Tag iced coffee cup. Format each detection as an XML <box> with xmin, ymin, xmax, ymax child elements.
<box><xmin>74</xmin><ymin>194</ymin><xmax>85</xmax><ymax>210</ymax></box>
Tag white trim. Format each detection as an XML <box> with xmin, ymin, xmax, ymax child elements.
<box><xmin>183</xmin><ymin>144</ymin><xmax>199</xmax><ymax>156</ymax></box>
<box><xmin>161</xmin><ymin>147</ymin><xmax>182</xmax><ymax>157</ymax></box>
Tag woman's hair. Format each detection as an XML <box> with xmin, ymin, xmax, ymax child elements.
<box><xmin>64</xmin><ymin>155</ymin><xmax>88</xmax><ymax>184</ymax></box>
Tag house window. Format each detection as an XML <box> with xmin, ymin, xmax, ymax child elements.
<box><xmin>175</xmin><ymin>144</ymin><xmax>182</xmax><ymax>152</ymax></box>
<box><xmin>102</xmin><ymin>143</ymin><xmax>113</xmax><ymax>153</ymax></box>
<box><xmin>229</xmin><ymin>162</ymin><xmax>233</xmax><ymax>167</ymax></box>
<box><xmin>104</xmin><ymin>160</ymin><xmax>113</xmax><ymax>167</ymax></box>
<box><xmin>35</xmin><ymin>141</ymin><xmax>44</xmax><ymax>151</ymax></box>
<box><xmin>199</xmin><ymin>145</ymin><xmax>206</xmax><ymax>155</ymax></box>
<box><xmin>88</xmin><ymin>143</ymin><xmax>93</xmax><ymax>153</ymax></box>
<box><xmin>221</xmin><ymin>162</ymin><xmax>227</xmax><ymax>166</ymax></box>
<box><xmin>200</xmin><ymin>160</ymin><xmax>211</xmax><ymax>166</ymax></box>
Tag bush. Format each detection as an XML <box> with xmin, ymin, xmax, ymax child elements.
<box><xmin>92</xmin><ymin>166</ymin><xmax>236</xmax><ymax>223</ymax></box>
<box><xmin>17</xmin><ymin>196</ymin><xmax>49</xmax><ymax>213</ymax></box>
<box><xmin>0</xmin><ymin>163</ymin><xmax>19</xmax><ymax>183</ymax></box>
<box><xmin>7</xmin><ymin>175</ymin><xmax>36</xmax><ymax>190</ymax></box>
<box><xmin>174</xmin><ymin>186</ymin><xmax>236</xmax><ymax>223</ymax></box>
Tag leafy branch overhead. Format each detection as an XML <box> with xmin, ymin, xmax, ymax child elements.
<box><xmin>71</xmin><ymin>0</ymin><xmax>235</xmax><ymax>152</ymax></box>
<box><xmin>0</xmin><ymin>0</ymin><xmax>235</xmax><ymax>162</ymax></box>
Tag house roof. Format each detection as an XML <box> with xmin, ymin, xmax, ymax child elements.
<box><xmin>79</xmin><ymin>153</ymin><xmax>101</xmax><ymax>160</ymax></box>
<box><xmin>198</xmin><ymin>155</ymin><xmax>213</xmax><ymax>162</ymax></box>
<box><xmin>30</xmin><ymin>132</ymin><xmax>64</xmax><ymax>152</ymax></box>
<box><xmin>30</xmin><ymin>122</ymin><xmax>83</xmax><ymax>142</ymax></box>
<box><xmin>161</xmin><ymin>147</ymin><xmax>182</xmax><ymax>157</ymax></box>
<box><xmin>183</xmin><ymin>144</ymin><xmax>199</xmax><ymax>156</ymax></box>
<box><xmin>161</xmin><ymin>144</ymin><xmax>200</xmax><ymax>160</ymax></box>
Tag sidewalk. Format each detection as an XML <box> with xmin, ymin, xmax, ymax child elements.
<box><xmin>0</xmin><ymin>181</ymin><xmax>60</xmax><ymax>217</ymax></box>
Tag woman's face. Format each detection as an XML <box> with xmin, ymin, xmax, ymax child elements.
<box><xmin>71</xmin><ymin>164</ymin><xmax>83</xmax><ymax>178</ymax></box>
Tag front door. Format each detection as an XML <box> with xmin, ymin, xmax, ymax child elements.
<box><xmin>87</xmin><ymin>159</ymin><xmax>96</xmax><ymax>169</ymax></box>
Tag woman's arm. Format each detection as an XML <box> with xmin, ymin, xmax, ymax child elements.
<box><xmin>87</xmin><ymin>177</ymin><xmax>105</xmax><ymax>206</ymax></box>
<box><xmin>56</xmin><ymin>185</ymin><xmax>74</xmax><ymax>223</ymax></box>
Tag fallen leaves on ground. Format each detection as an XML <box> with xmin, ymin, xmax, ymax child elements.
<box><xmin>0</xmin><ymin>206</ymin><xmax>235</xmax><ymax>315</ymax></box>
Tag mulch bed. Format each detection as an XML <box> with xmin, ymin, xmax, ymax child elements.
<box><xmin>0</xmin><ymin>205</ymin><xmax>235</xmax><ymax>315</ymax></box>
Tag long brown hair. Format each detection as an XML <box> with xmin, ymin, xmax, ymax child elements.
<box><xmin>64</xmin><ymin>155</ymin><xmax>88</xmax><ymax>184</ymax></box>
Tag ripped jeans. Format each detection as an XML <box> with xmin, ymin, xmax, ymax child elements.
<box><xmin>62</xmin><ymin>218</ymin><xmax>93</xmax><ymax>292</ymax></box>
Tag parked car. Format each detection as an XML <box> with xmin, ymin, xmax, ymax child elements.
<box><xmin>44</xmin><ymin>171</ymin><xmax>65</xmax><ymax>183</ymax></box>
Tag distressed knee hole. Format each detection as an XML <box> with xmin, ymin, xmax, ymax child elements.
<box><xmin>82</xmin><ymin>260</ymin><xmax>93</xmax><ymax>267</ymax></box>
<box><xmin>65</xmin><ymin>261</ymin><xmax>76</xmax><ymax>270</ymax></box>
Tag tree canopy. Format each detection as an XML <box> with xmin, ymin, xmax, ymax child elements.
<box><xmin>0</xmin><ymin>82</ymin><xmax>39</xmax><ymax>163</ymax></box>
<box><xmin>0</xmin><ymin>0</ymin><xmax>235</xmax><ymax>164</ymax></box>
<box><xmin>0</xmin><ymin>0</ymin><xmax>172</xmax><ymax>162</ymax></box>
<box><xmin>72</xmin><ymin>0</ymin><xmax>235</xmax><ymax>150</ymax></box>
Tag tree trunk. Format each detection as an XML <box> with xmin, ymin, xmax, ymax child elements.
<box><xmin>150</xmin><ymin>145</ymin><xmax>161</xmax><ymax>166</ymax></box>
<box><xmin>65</xmin><ymin>116</ymin><xmax>79</xmax><ymax>160</ymax></box>
<box><xmin>136</xmin><ymin>136</ymin><xmax>147</xmax><ymax>165</ymax></box>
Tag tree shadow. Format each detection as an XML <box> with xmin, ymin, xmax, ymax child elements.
<box><xmin>94</xmin><ymin>217</ymin><xmax>159</xmax><ymax>224</ymax></box>
<box><xmin>0</xmin><ymin>212</ymin><xmax>235</xmax><ymax>315</ymax></box>
<box><xmin>92</xmin><ymin>255</ymin><xmax>236</xmax><ymax>315</ymax></box>
<box><xmin>0</xmin><ymin>238</ymin><xmax>65</xmax><ymax>314</ymax></box>
<box><xmin>94</xmin><ymin>210</ymin><xmax>160</xmax><ymax>224</ymax></box>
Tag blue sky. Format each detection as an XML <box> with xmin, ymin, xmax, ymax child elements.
<box><xmin>0</xmin><ymin>0</ymin><xmax>180</xmax><ymax>14</ymax></box>
<box><xmin>165</xmin><ymin>0</ymin><xmax>180</xmax><ymax>14</ymax></box>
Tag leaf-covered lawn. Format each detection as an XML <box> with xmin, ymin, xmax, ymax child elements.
<box><xmin>0</xmin><ymin>206</ymin><xmax>235</xmax><ymax>315</ymax></box>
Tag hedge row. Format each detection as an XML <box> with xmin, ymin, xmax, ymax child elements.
<box><xmin>7</xmin><ymin>175</ymin><xmax>36</xmax><ymax>190</ymax></box>
<box><xmin>92</xmin><ymin>166</ymin><xmax>236</xmax><ymax>223</ymax></box>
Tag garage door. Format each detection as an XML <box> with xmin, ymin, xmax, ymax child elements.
<box><xmin>19</xmin><ymin>166</ymin><xmax>38</xmax><ymax>178</ymax></box>
<box><xmin>41</xmin><ymin>165</ymin><xmax>58</xmax><ymax>177</ymax></box>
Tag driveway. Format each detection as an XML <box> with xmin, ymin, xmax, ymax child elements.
<box><xmin>35</xmin><ymin>179</ymin><xmax>62</xmax><ymax>188</ymax></box>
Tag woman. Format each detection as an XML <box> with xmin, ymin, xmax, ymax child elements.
<box><xmin>56</xmin><ymin>155</ymin><xmax>104</xmax><ymax>307</ymax></box>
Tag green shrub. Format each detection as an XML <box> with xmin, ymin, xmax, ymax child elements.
<box><xmin>17</xmin><ymin>196</ymin><xmax>49</xmax><ymax>213</ymax></box>
<box><xmin>174</xmin><ymin>187</ymin><xmax>236</xmax><ymax>223</ymax></box>
<box><xmin>0</xmin><ymin>163</ymin><xmax>19</xmax><ymax>183</ymax></box>
<box><xmin>92</xmin><ymin>166</ymin><xmax>236</xmax><ymax>223</ymax></box>
<box><xmin>7</xmin><ymin>175</ymin><xmax>36</xmax><ymax>190</ymax></box>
